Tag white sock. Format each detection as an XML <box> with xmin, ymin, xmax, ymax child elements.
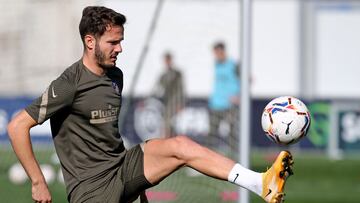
<box><xmin>227</xmin><ymin>163</ymin><xmax>262</xmax><ymax>196</ymax></box>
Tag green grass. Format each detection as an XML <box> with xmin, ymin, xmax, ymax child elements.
<box><xmin>0</xmin><ymin>146</ymin><xmax>68</xmax><ymax>203</ymax></box>
<box><xmin>251</xmin><ymin>151</ymin><xmax>360</xmax><ymax>203</ymax></box>
<box><xmin>1</xmin><ymin>147</ymin><xmax>359</xmax><ymax>203</ymax></box>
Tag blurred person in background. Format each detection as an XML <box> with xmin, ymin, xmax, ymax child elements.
<box><xmin>153</xmin><ymin>52</ymin><xmax>185</xmax><ymax>137</ymax></box>
<box><xmin>7</xmin><ymin>6</ymin><xmax>292</xmax><ymax>203</ymax></box>
<box><xmin>208</xmin><ymin>41</ymin><xmax>240</xmax><ymax>152</ymax></box>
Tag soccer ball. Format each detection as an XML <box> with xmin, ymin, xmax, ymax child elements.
<box><xmin>261</xmin><ymin>96</ymin><xmax>311</xmax><ymax>145</ymax></box>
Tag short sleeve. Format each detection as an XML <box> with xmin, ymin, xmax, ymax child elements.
<box><xmin>25</xmin><ymin>73</ymin><xmax>76</xmax><ymax>124</ymax></box>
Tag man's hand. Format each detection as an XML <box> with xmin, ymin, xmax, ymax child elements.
<box><xmin>7</xmin><ymin>110</ymin><xmax>51</xmax><ymax>203</ymax></box>
<box><xmin>32</xmin><ymin>181</ymin><xmax>52</xmax><ymax>203</ymax></box>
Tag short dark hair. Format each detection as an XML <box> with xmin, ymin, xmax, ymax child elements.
<box><xmin>164</xmin><ymin>51</ymin><xmax>172</xmax><ymax>59</ymax></box>
<box><xmin>79</xmin><ymin>6</ymin><xmax>126</xmax><ymax>43</ymax></box>
<box><xmin>213</xmin><ymin>41</ymin><xmax>225</xmax><ymax>50</ymax></box>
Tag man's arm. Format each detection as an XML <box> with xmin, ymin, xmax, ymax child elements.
<box><xmin>7</xmin><ymin>110</ymin><xmax>52</xmax><ymax>203</ymax></box>
<box><xmin>152</xmin><ymin>74</ymin><xmax>166</xmax><ymax>98</ymax></box>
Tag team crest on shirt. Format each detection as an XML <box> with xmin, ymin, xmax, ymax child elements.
<box><xmin>112</xmin><ymin>82</ymin><xmax>120</xmax><ymax>94</ymax></box>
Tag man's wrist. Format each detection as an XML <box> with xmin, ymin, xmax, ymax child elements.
<box><xmin>31</xmin><ymin>176</ymin><xmax>46</xmax><ymax>186</ymax></box>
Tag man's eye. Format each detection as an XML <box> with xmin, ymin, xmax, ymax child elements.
<box><xmin>109</xmin><ymin>41</ymin><xmax>119</xmax><ymax>45</ymax></box>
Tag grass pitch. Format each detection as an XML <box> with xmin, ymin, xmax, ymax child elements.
<box><xmin>1</xmin><ymin>147</ymin><xmax>359</xmax><ymax>203</ymax></box>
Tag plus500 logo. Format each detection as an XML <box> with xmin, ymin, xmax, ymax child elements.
<box><xmin>340</xmin><ymin>112</ymin><xmax>360</xmax><ymax>143</ymax></box>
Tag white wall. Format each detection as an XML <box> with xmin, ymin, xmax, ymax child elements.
<box><xmin>2</xmin><ymin>0</ymin><xmax>359</xmax><ymax>99</ymax></box>
<box><xmin>107</xmin><ymin>0</ymin><xmax>241</xmax><ymax>97</ymax></box>
<box><xmin>0</xmin><ymin>0</ymin><xmax>95</xmax><ymax>96</ymax></box>
<box><xmin>106</xmin><ymin>0</ymin><xmax>300</xmax><ymax>97</ymax></box>
<box><xmin>315</xmin><ymin>3</ymin><xmax>360</xmax><ymax>98</ymax></box>
<box><xmin>252</xmin><ymin>0</ymin><xmax>300</xmax><ymax>97</ymax></box>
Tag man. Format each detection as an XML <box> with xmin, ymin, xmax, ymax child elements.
<box><xmin>208</xmin><ymin>42</ymin><xmax>240</xmax><ymax>152</ymax></box>
<box><xmin>7</xmin><ymin>6</ymin><xmax>293</xmax><ymax>203</ymax></box>
<box><xmin>154</xmin><ymin>52</ymin><xmax>185</xmax><ymax>137</ymax></box>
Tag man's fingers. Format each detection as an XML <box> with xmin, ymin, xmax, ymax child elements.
<box><xmin>33</xmin><ymin>196</ymin><xmax>52</xmax><ymax>203</ymax></box>
<box><xmin>34</xmin><ymin>198</ymin><xmax>52</xmax><ymax>202</ymax></box>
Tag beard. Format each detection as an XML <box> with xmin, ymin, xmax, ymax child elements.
<box><xmin>95</xmin><ymin>42</ymin><xmax>115</xmax><ymax>69</ymax></box>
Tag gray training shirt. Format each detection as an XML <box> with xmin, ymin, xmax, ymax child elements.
<box><xmin>25</xmin><ymin>60</ymin><xmax>126</xmax><ymax>201</ymax></box>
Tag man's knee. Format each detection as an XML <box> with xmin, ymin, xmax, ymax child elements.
<box><xmin>171</xmin><ymin>135</ymin><xmax>199</xmax><ymax>161</ymax></box>
<box><xmin>172</xmin><ymin>135</ymin><xmax>193</xmax><ymax>147</ymax></box>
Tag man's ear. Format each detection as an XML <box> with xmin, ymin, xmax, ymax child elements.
<box><xmin>84</xmin><ymin>35</ymin><xmax>96</xmax><ymax>50</ymax></box>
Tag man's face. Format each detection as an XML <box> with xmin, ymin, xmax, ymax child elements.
<box><xmin>165</xmin><ymin>55</ymin><xmax>172</xmax><ymax>69</ymax></box>
<box><xmin>214</xmin><ymin>47</ymin><xmax>226</xmax><ymax>62</ymax></box>
<box><xmin>95</xmin><ymin>25</ymin><xmax>124</xmax><ymax>68</ymax></box>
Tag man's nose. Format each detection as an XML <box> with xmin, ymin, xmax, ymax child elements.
<box><xmin>114</xmin><ymin>43</ymin><xmax>122</xmax><ymax>53</ymax></box>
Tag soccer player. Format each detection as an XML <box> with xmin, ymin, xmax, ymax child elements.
<box><xmin>7</xmin><ymin>6</ymin><xmax>293</xmax><ymax>203</ymax></box>
<box><xmin>208</xmin><ymin>41</ymin><xmax>240</xmax><ymax>152</ymax></box>
<box><xmin>154</xmin><ymin>52</ymin><xmax>185</xmax><ymax>137</ymax></box>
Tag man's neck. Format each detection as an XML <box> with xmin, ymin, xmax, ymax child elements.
<box><xmin>82</xmin><ymin>53</ymin><xmax>106</xmax><ymax>76</ymax></box>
